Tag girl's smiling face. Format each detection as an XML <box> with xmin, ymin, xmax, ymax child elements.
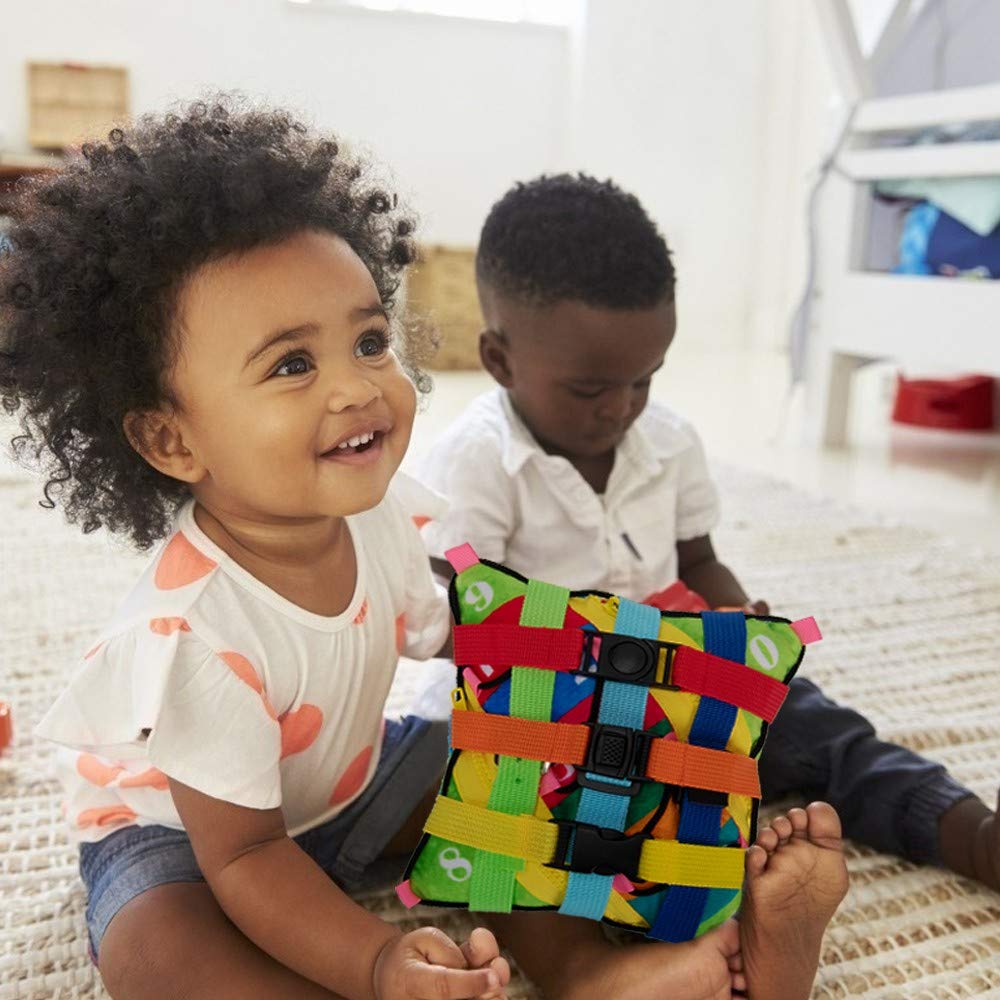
<box><xmin>140</xmin><ymin>230</ymin><xmax>416</xmax><ymax>524</ymax></box>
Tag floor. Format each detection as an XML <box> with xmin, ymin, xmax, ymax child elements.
<box><xmin>407</xmin><ymin>346</ymin><xmax>1000</xmax><ymax>553</ymax></box>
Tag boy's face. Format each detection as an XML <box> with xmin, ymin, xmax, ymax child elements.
<box><xmin>156</xmin><ymin>230</ymin><xmax>416</xmax><ymax>522</ymax></box>
<box><xmin>480</xmin><ymin>292</ymin><xmax>676</xmax><ymax>461</ymax></box>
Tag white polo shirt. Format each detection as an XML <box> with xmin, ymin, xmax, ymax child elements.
<box><xmin>416</xmin><ymin>389</ymin><xmax>720</xmax><ymax>600</ymax></box>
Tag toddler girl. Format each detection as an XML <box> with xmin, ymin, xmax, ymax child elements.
<box><xmin>1</xmin><ymin>97</ymin><xmax>508</xmax><ymax>1000</ymax></box>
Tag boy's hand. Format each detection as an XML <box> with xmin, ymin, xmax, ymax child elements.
<box><xmin>373</xmin><ymin>926</ymin><xmax>506</xmax><ymax>999</ymax></box>
<box><xmin>714</xmin><ymin>599</ymin><xmax>770</xmax><ymax>615</ymax></box>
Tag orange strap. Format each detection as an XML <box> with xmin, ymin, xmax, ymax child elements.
<box><xmin>646</xmin><ymin>739</ymin><xmax>760</xmax><ymax>797</ymax></box>
<box><xmin>450</xmin><ymin>711</ymin><xmax>760</xmax><ymax>798</ymax></box>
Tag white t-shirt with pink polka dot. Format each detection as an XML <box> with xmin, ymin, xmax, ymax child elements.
<box><xmin>35</xmin><ymin>473</ymin><xmax>451</xmax><ymax>844</ymax></box>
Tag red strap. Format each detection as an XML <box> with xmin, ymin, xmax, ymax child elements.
<box><xmin>672</xmin><ymin>647</ymin><xmax>787</xmax><ymax>722</ymax></box>
<box><xmin>453</xmin><ymin>623</ymin><xmax>789</xmax><ymax>722</ymax></box>
<box><xmin>453</xmin><ymin>624</ymin><xmax>583</xmax><ymax>674</ymax></box>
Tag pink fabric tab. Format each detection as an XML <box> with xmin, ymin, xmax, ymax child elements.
<box><xmin>395</xmin><ymin>880</ymin><xmax>420</xmax><ymax>908</ymax></box>
<box><xmin>613</xmin><ymin>874</ymin><xmax>635</xmax><ymax>894</ymax></box>
<box><xmin>445</xmin><ymin>543</ymin><xmax>480</xmax><ymax>574</ymax></box>
<box><xmin>791</xmin><ymin>617</ymin><xmax>822</xmax><ymax>645</ymax></box>
<box><xmin>539</xmin><ymin>765</ymin><xmax>573</xmax><ymax>798</ymax></box>
<box><xmin>462</xmin><ymin>667</ymin><xmax>483</xmax><ymax>702</ymax></box>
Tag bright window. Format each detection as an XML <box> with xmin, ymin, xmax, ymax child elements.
<box><xmin>287</xmin><ymin>0</ymin><xmax>578</xmax><ymax>28</ymax></box>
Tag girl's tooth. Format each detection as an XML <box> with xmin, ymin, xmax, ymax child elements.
<box><xmin>332</xmin><ymin>432</ymin><xmax>379</xmax><ymax>452</ymax></box>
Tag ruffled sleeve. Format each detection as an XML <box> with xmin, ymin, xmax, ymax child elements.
<box><xmin>387</xmin><ymin>472</ymin><xmax>452</xmax><ymax>660</ymax></box>
<box><xmin>35</xmin><ymin>624</ymin><xmax>281</xmax><ymax>810</ymax></box>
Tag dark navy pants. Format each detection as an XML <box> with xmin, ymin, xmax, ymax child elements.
<box><xmin>758</xmin><ymin>677</ymin><xmax>974</xmax><ymax>864</ymax></box>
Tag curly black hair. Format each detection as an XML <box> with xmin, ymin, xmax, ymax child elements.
<box><xmin>0</xmin><ymin>95</ymin><xmax>433</xmax><ymax>550</ymax></box>
<box><xmin>476</xmin><ymin>173</ymin><xmax>675</xmax><ymax>309</ymax></box>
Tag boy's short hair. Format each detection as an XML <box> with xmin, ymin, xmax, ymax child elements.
<box><xmin>0</xmin><ymin>94</ymin><xmax>428</xmax><ymax>549</ymax></box>
<box><xmin>476</xmin><ymin>173</ymin><xmax>674</xmax><ymax>309</ymax></box>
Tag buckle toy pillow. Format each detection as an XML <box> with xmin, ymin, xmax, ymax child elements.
<box><xmin>398</xmin><ymin>544</ymin><xmax>820</xmax><ymax>942</ymax></box>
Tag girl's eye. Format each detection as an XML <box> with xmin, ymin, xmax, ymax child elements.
<box><xmin>356</xmin><ymin>330</ymin><xmax>391</xmax><ymax>359</ymax></box>
<box><xmin>569</xmin><ymin>386</ymin><xmax>604</xmax><ymax>400</ymax></box>
<box><xmin>273</xmin><ymin>354</ymin><xmax>313</xmax><ymax>377</ymax></box>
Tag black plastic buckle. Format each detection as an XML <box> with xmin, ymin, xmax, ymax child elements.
<box><xmin>579</xmin><ymin>631</ymin><xmax>677</xmax><ymax>688</ymax></box>
<box><xmin>575</xmin><ymin>724</ymin><xmax>653</xmax><ymax>797</ymax></box>
<box><xmin>550</xmin><ymin>822</ymin><xmax>647</xmax><ymax>881</ymax></box>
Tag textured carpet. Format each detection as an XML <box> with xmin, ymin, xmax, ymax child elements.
<box><xmin>2</xmin><ymin>463</ymin><xmax>999</xmax><ymax>999</ymax></box>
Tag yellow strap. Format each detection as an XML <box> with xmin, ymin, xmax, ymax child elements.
<box><xmin>424</xmin><ymin>796</ymin><xmax>744</xmax><ymax>890</ymax></box>
<box><xmin>449</xmin><ymin>749</ymin><xmax>646</xmax><ymax>925</ymax></box>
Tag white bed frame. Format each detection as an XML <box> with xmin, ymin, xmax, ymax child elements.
<box><xmin>807</xmin><ymin>0</ymin><xmax>1000</xmax><ymax>445</ymax></box>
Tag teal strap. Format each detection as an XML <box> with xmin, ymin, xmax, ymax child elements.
<box><xmin>560</xmin><ymin>599</ymin><xmax>661</xmax><ymax>919</ymax></box>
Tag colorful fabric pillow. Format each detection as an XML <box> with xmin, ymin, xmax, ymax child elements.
<box><xmin>398</xmin><ymin>545</ymin><xmax>820</xmax><ymax>942</ymax></box>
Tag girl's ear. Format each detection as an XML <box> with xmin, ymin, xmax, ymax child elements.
<box><xmin>479</xmin><ymin>328</ymin><xmax>514</xmax><ymax>388</ymax></box>
<box><xmin>123</xmin><ymin>408</ymin><xmax>206</xmax><ymax>484</ymax></box>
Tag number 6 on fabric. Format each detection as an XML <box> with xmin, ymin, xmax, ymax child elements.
<box><xmin>398</xmin><ymin>547</ymin><xmax>820</xmax><ymax>940</ymax></box>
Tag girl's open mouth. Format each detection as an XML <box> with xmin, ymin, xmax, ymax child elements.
<box><xmin>321</xmin><ymin>430</ymin><xmax>385</xmax><ymax>466</ymax></box>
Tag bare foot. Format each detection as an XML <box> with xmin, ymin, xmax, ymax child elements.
<box><xmin>740</xmin><ymin>801</ymin><xmax>849</xmax><ymax>1000</ymax></box>
<box><xmin>560</xmin><ymin>918</ymin><xmax>744</xmax><ymax>1000</ymax></box>
<box><xmin>939</xmin><ymin>789</ymin><xmax>1000</xmax><ymax>891</ymax></box>
<box><xmin>979</xmin><ymin>790</ymin><xmax>1000</xmax><ymax>891</ymax></box>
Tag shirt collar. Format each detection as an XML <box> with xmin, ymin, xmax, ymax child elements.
<box><xmin>497</xmin><ymin>389</ymin><xmax>687</xmax><ymax>479</ymax></box>
<box><xmin>497</xmin><ymin>390</ymin><xmax>545</xmax><ymax>475</ymax></box>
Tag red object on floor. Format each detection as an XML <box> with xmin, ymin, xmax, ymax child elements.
<box><xmin>0</xmin><ymin>702</ymin><xmax>12</xmax><ymax>754</ymax></box>
<box><xmin>892</xmin><ymin>374</ymin><xmax>995</xmax><ymax>430</ymax></box>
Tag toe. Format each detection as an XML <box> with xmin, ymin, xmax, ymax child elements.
<box><xmin>805</xmin><ymin>801</ymin><xmax>843</xmax><ymax>846</ymax></box>
<box><xmin>788</xmin><ymin>807</ymin><xmax>809</xmax><ymax>837</ymax></box>
<box><xmin>732</xmin><ymin>971</ymin><xmax>748</xmax><ymax>993</ymax></box>
<box><xmin>746</xmin><ymin>843</ymin><xmax>768</xmax><ymax>877</ymax></box>
<box><xmin>754</xmin><ymin>827</ymin><xmax>779</xmax><ymax>854</ymax></box>
<box><xmin>771</xmin><ymin>815</ymin><xmax>793</xmax><ymax>842</ymax></box>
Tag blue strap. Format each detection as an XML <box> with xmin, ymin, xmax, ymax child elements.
<box><xmin>648</xmin><ymin>611</ymin><xmax>745</xmax><ymax>941</ymax></box>
<box><xmin>560</xmin><ymin>599</ymin><xmax>660</xmax><ymax>919</ymax></box>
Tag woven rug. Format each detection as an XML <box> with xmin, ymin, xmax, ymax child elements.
<box><xmin>2</xmin><ymin>461</ymin><xmax>999</xmax><ymax>1000</ymax></box>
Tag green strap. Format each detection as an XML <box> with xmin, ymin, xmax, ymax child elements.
<box><xmin>468</xmin><ymin>579</ymin><xmax>567</xmax><ymax>912</ymax></box>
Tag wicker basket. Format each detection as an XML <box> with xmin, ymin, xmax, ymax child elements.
<box><xmin>28</xmin><ymin>62</ymin><xmax>129</xmax><ymax>151</ymax></box>
<box><xmin>406</xmin><ymin>245</ymin><xmax>482</xmax><ymax>371</ymax></box>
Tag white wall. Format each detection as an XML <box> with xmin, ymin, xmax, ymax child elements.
<box><xmin>0</xmin><ymin>1</ymin><xmax>834</xmax><ymax>351</ymax></box>
<box><xmin>752</xmin><ymin>1</ymin><xmax>840</xmax><ymax>354</ymax></box>
<box><xmin>0</xmin><ymin>0</ymin><xmax>570</xmax><ymax>245</ymax></box>
<box><xmin>571</xmin><ymin>0</ymin><xmax>834</xmax><ymax>352</ymax></box>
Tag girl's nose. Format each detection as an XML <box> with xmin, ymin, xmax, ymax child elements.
<box><xmin>326</xmin><ymin>373</ymin><xmax>382</xmax><ymax>413</ymax></box>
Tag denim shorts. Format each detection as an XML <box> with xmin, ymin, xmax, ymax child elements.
<box><xmin>79</xmin><ymin>715</ymin><xmax>447</xmax><ymax>960</ymax></box>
